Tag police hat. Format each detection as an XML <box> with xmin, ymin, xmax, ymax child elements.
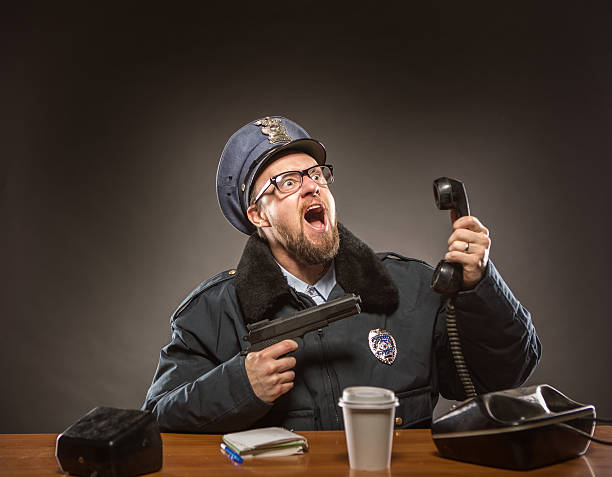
<box><xmin>216</xmin><ymin>116</ymin><xmax>326</xmax><ymax>234</ymax></box>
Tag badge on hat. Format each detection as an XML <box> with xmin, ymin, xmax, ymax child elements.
<box><xmin>368</xmin><ymin>328</ymin><xmax>397</xmax><ymax>365</ymax></box>
<box><xmin>255</xmin><ymin>117</ymin><xmax>293</xmax><ymax>144</ymax></box>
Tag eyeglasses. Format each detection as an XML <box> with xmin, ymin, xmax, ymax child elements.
<box><xmin>252</xmin><ymin>164</ymin><xmax>334</xmax><ymax>204</ymax></box>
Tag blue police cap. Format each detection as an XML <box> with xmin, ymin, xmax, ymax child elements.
<box><xmin>216</xmin><ymin>116</ymin><xmax>326</xmax><ymax>234</ymax></box>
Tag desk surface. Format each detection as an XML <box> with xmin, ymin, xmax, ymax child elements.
<box><xmin>1</xmin><ymin>427</ymin><xmax>610</xmax><ymax>476</ymax></box>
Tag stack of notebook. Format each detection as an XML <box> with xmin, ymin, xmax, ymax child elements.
<box><xmin>222</xmin><ymin>427</ymin><xmax>309</xmax><ymax>457</ymax></box>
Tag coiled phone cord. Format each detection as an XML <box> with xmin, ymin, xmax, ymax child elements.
<box><xmin>445</xmin><ymin>297</ymin><xmax>477</xmax><ymax>399</ymax></box>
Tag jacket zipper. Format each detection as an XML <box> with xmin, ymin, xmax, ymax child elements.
<box><xmin>318</xmin><ymin>329</ymin><xmax>340</xmax><ymax>428</ymax></box>
<box><xmin>292</xmin><ymin>291</ymin><xmax>340</xmax><ymax>429</ymax></box>
<box><xmin>291</xmin><ymin>291</ymin><xmax>333</xmax><ymax>429</ymax></box>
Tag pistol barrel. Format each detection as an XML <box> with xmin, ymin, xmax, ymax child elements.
<box><xmin>246</xmin><ymin>294</ymin><xmax>361</xmax><ymax>352</ymax></box>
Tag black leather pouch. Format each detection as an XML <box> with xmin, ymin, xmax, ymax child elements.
<box><xmin>55</xmin><ymin>407</ymin><xmax>162</xmax><ymax>477</ymax></box>
<box><xmin>431</xmin><ymin>384</ymin><xmax>595</xmax><ymax>470</ymax></box>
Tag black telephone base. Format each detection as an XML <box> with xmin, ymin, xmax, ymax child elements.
<box><xmin>431</xmin><ymin>384</ymin><xmax>595</xmax><ymax>470</ymax></box>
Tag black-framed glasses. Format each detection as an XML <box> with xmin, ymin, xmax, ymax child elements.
<box><xmin>252</xmin><ymin>164</ymin><xmax>334</xmax><ymax>203</ymax></box>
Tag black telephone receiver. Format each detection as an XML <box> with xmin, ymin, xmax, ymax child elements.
<box><xmin>430</xmin><ymin>177</ymin><xmax>471</xmax><ymax>295</ymax></box>
<box><xmin>430</xmin><ymin>177</ymin><xmax>477</xmax><ymax>398</ymax></box>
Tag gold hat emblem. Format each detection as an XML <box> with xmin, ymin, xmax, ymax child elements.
<box><xmin>254</xmin><ymin>117</ymin><xmax>293</xmax><ymax>144</ymax></box>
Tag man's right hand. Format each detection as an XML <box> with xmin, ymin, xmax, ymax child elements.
<box><xmin>245</xmin><ymin>339</ymin><xmax>298</xmax><ymax>403</ymax></box>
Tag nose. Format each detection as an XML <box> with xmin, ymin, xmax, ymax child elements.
<box><xmin>300</xmin><ymin>175</ymin><xmax>320</xmax><ymax>196</ymax></box>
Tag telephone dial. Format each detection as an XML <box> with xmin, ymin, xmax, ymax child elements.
<box><xmin>429</xmin><ymin>177</ymin><xmax>608</xmax><ymax>470</ymax></box>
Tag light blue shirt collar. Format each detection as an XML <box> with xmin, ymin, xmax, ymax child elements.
<box><xmin>276</xmin><ymin>260</ymin><xmax>337</xmax><ymax>305</ymax></box>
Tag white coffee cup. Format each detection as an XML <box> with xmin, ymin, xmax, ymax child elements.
<box><xmin>338</xmin><ymin>386</ymin><xmax>399</xmax><ymax>471</ymax></box>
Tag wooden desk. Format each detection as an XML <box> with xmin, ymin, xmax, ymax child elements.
<box><xmin>1</xmin><ymin>427</ymin><xmax>610</xmax><ymax>476</ymax></box>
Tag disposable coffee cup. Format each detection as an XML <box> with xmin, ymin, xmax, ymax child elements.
<box><xmin>338</xmin><ymin>386</ymin><xmax>399</xmax><ymax>471</ymax></box>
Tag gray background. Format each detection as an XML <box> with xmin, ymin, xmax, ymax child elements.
<box><xmin>2</xmin><ymin>3</ymin><xmax>611</xmax><ymax>433</ymax></box>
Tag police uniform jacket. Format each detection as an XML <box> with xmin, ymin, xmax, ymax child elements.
<box><xmin>143</xmin><ymin>224</ymin><xmax>541</xmax><ymax>432</ymax></box>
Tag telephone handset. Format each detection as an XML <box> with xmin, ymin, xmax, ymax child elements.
<box><xmin>431</xmin><ymin>177</ymin><xmax>470</xmax><ymax>295</ymax></box>
<box><xmin>430</xmin><ymin>177</ymin><xmax>477</xmax><ymax>398</ymax></box>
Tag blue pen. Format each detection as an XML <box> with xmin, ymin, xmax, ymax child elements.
<box><xmin>220</xmin><ymin>442</ymin><xmax>244</xmax><ymax>464</ymax></box>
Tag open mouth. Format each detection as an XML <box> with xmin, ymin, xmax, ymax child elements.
<box><xmin>303</xmin><ymin>203</ymin><xmax>327</xmax><ymax>232</ymax></box>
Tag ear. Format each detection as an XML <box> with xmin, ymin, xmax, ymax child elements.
<box><xmin>247</xmin><ymin>203</ymin><xmax>271</xmax><ymax>229</ymax></box>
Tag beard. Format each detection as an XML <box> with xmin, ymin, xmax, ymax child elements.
<box><xmin>272</xmin><ymin>212</ymin><xmax>340</xmax><ymax>266</ymax></box>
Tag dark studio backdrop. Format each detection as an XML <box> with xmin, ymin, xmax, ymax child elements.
<box><xmin>2</xmin><ymin>3</ymin><xmax>611</xmax><ymax>433</ymax></box>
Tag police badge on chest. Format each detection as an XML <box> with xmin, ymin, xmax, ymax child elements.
<box><xmin>368</xmin><ymin>329</ymin><xmax>397</xmax><ymax>365</ymax></box>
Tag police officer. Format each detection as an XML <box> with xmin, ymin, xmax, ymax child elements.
<box><xmin>143</xmin><ymin>116</ymin><xmax>541</xmax><ymax>432</ymax></box>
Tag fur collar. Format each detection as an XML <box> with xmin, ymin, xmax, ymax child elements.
<box><xmin>234</xmin><ymin>223</ymin><xmax>399</xmax><ymax>324</ymax></box>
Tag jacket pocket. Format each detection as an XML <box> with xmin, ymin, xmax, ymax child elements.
<box><xmin>394</xmin><ymin>386</ymin><xmax>433</xmax><ymax>428</ymax></box>
<box><xmin>282</xmin><ymin>409</ymin><xmax>316</xmax><ymax>431</ymax></box>
<box><xmin>258</xmin><ymin>408</ymin><xmax>317</xmax><ymax>431</ymax></box>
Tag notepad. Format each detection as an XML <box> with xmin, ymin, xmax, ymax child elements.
<box><xmin>222</xmin><ymin>427</ymin><xmax>309</xmax><ymax>457</ymax></box>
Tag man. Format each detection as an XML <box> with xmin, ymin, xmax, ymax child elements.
<box><xmin>143</xmin><ymin>116</ymin><xmax>541</xmax><ymax>432</ymax></box>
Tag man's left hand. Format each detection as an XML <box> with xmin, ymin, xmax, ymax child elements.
<box><xmin>445</xmin><ymin>215</ymin><xmax>491</xmax><ymax>288</ymax></box>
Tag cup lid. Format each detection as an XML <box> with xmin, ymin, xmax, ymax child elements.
<box><xmin>338</xmin><ymin>386</ymin><xmax>398</xmax><ymax>408</ymax></box>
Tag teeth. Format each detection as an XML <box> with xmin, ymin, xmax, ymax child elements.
<box><xmin>307</xmin><ymin>205</ymin><xmax>322</xmax><ymax>211</ymax></box>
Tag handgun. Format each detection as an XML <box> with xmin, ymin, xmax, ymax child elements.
<box><xmin>244</xmin><ymin>293</ymin><xmax>362</xmax><ymax>352</ymax></box>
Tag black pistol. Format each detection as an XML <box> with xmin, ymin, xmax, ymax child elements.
<box><xmin>245</xmin><ymin>294</ymin><xmax>362</xmax><ymax>352</ymax></box>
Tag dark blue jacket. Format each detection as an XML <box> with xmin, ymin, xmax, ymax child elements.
<box><xmin>143</xmin><ymin>225</ymin><xmax>541</xmax><ymax>432</ymax></box>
